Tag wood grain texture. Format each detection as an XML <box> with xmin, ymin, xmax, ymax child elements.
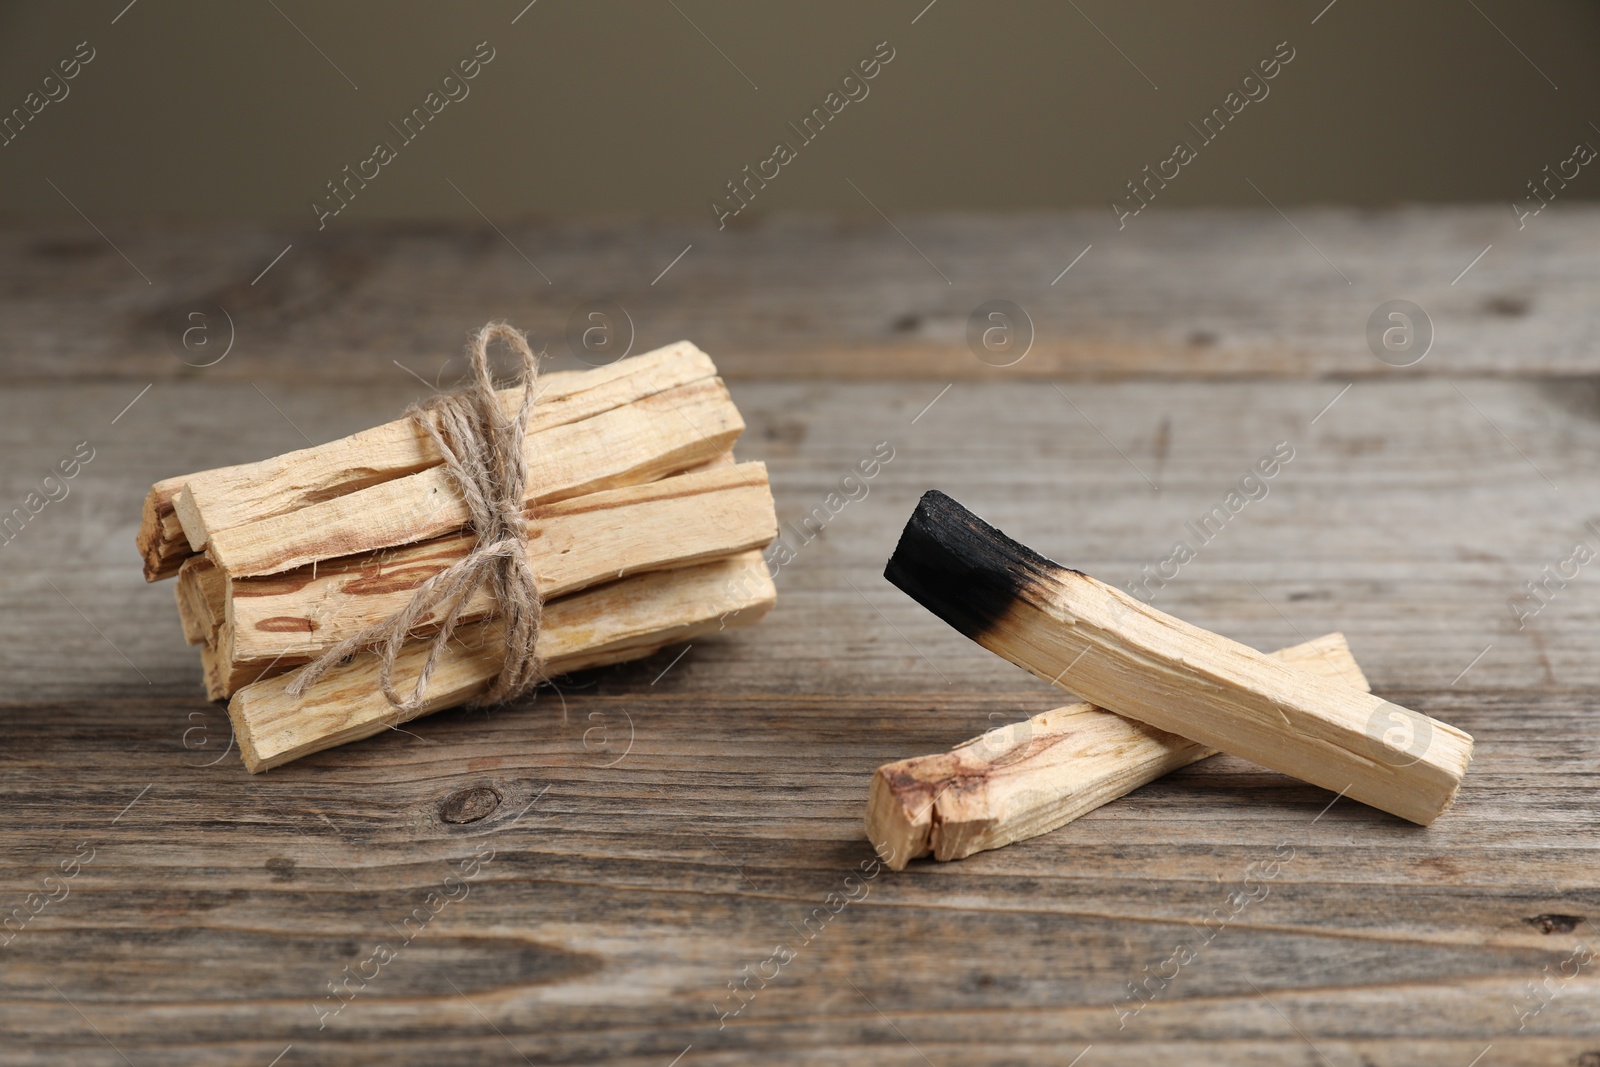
<box><xmin>3</xmin><ymin>209</ymin><xmax>1596</xmax><ymax>384</ymax></box>
<box><xmin>1</xmin><ymin>216</ymin><xmax>1597</xmax><ymax>1064</ymax></box>
<box><xmin>0</xmin><ymin>687</ymin><xmax>1593</xmax><ymax>1066</ymax></box>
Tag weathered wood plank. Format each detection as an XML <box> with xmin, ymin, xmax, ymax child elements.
<box><xmin>2</xmin><ymin>209</ymin><xmax>1597</xmax><ymax>383</ymax></box>
<box><xmin>3</xmin><ymin>217</ymin><xmax>1598</xmax><ymax>1063</ymax></box>
<box><xmin>0</xmin><ymin>688</ymin><xmax>1592</xmax><ymax>1064</ymax></box>
<box><xmin>7</xmin><ymin>376</ymin><xmax>1600</xmax><ymax>699</ymax></box>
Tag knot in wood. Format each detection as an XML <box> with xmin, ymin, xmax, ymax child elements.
<box><xmin>440</xmin><ymin>786</ymin><xmax>501</xmax><ymax>824</ymax></box>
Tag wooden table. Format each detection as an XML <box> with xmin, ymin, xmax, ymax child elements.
<box><xmin>2</xmin><ymin>208</ymin><xmax>1596</xmax><ymax>1065</ymax></box>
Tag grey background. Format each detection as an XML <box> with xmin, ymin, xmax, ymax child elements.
<box><xmin>1</xmin><ymin>0</ymin><xmax>1597</xmax><ymax>224</ymax></box>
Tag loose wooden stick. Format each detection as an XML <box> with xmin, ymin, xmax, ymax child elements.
<box><xmin>883</xmin><ymin>491</ymin><xmax>1474</xmax><ymax>826</ymax></box>
<box><xmin>205</xmin><ymin>376</ymin><xmax>744</xmax><ymax>577</ymax></box>
<box><xmin>867</xmin><ymin>632</ymin><xmax>1369</xmax><ymax>870</ymax></box>
<box><xmin>216</xmin><ymin>462</ymin><xmax>776</xmax><ymax>695</ymax></box>
<box><xmin>228</xmin><ymin>550</ymin><xmax>776</xmax><ymax>772</ymax></box>
<box><xmin>137</xmin><ymin>341</ymin><xmax>715</xmax><ymax>580</ymax></box>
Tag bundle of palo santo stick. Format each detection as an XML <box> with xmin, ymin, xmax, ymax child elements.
<box><xmin>140</xmin><ymin>337</ymin><xmax>779</xmax><ymax>772</ymax></box>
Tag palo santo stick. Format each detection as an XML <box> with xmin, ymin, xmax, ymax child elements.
<box><xmin>883</xmin><ymin>491</ymin><xmax>1474</xmax><ymax>826</ymax></box>
<box><xmin>174</xmin><ymin>559</ymin><xmax>208</xmax><ymax>646</ymax></box>
<box><xmin>218</xmin><ymin>461</ymin><xmax>777</xmax><ymax>691</ymax></box>
<box><xmin>139</xmin><ymin>479</ymin><xmax>204</xmax><ymax>581</ymax></box>
<box><xmin>174</xmin><ymin>343</ymin><xmax>714</xmax><ymax>554</ymax></box>
<box><xmin>190</xmin><ymin>449</ymin><xmax>740</xmax><ymax>660</ymax></box>
<box><xmin>175</xmin><ymin>556</ymin><xmax>225</xmax><ymax>646</ymax></box>
<box><xmin>868</xmin><ymin>632</ymin><xmax>1370</xmax><ymax>870</ymax></box>
<box><xmin>229</xmin><ymin>550</ymin><xmax>776</xmax><ymax>772</ymax></box>
<box><xmin>138</xmin><ymin>342</ymin><xmax>715</xmax><ymax>579</ymax></box>
<box><xmin>206</xmin><ymin>376</ymin><xmax>744</xmax><ymax>577</ymax></box>
<box><xmin>200</xmin><ymin>640</ymin><xmax>230</xmax><ymax>703</ymax></box>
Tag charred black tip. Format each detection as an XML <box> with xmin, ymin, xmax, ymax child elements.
<box><xmin>883</xmin><ymin>490</ymin><xmax>1067</xmax><ymax>641</ymax></box>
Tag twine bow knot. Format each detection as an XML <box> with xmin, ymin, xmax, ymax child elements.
<box><xmin>287</xmin><ymin>322</ymin><xmax>545</xmax><ymax>711</ymax></box>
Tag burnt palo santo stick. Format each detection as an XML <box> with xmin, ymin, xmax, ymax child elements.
<box><xmin>868</xmin><ymin>632</ymin><xmax>1369</xmax><ymax>870</ymax></box>
<box><xmin>883</xmin><ymin>491</ymin><xmax>1474</xmax><ymax>826</ymax></box>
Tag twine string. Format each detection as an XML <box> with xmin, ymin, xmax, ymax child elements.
<box><xmin>285</xmin><ymin>322</ymin><xmax>545</xmax><ymax>711</ymax></box>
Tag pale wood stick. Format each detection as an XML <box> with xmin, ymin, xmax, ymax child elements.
<box><xmin>139</xmin><ymin>480</ymin><xmax>202</xmax><ymax>581</ymax></box>
<box><xmin>174</xmin><ymin>343</ymin><xmax>713</xmax><ymax>553</ymax></box>
<box><xmin>217</xmin><ymin>461</ymin><xmax>776</xmax><ymax>692</ymax></box>
<box><xmin>199</xmin><ymin>640</ymin><xmax>230</xmax><ymax>703</ymax></box>
<box><xmin>205</xmin><ymin>376</ymin><xmax>744</xmax><ymax>578</ymax></box>
<box><xmin>228</xmin><ymin>550</ymin><xmax>776</xmax><ymax>772</ymax></box>
<box><xmin>138</xmin><ymin>341</ymin><xmax>715</xmax><ymax>580</ymax></box>
<box><xmin>867</xmin><ymin>633</ymin><xmax>1370</xmax><ymax>870</ymax></box>
<box><xmin>883</xmin><ymin>491</ymin><xmax>1474</xmax><ymax>826</ymax></box>
<box><xmin>174</xmin><ymin>560</ymin><xmax>207</xmax><ymax>646</ymax></box>
<box><xmin>197</xmin><ymin>452</ymin><xmax>746</xmax><ymax>689</ymax></box>
<box><xmin>174</xmin><ymin>556</ymin><xmax>225</xmax><ymax>646</ymax></box>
